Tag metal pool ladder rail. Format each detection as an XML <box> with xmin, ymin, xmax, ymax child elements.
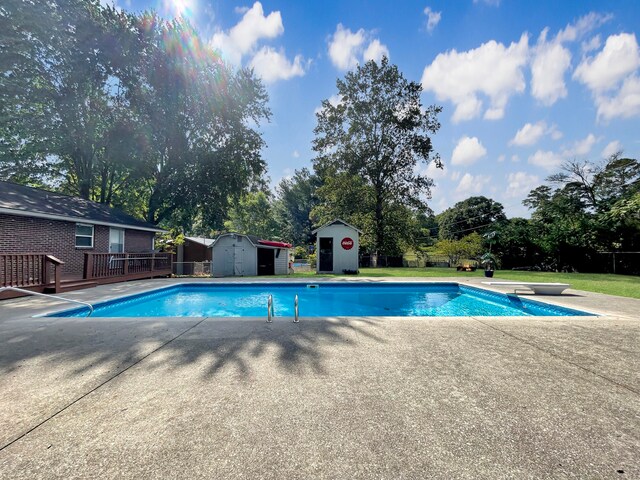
<box><xmin>0</xmin><ymin>287</ymin><xmax>94</xmax><ymax>317</ymax></box>
<box><xmin>294</xmin><ymin>294</ymin><xmax>299</xmax><ymax>323</ymax></box>
<box><xmin>267</xmin><ymin>294</ymin><xmax>273</xmax><ymax>323</ymax></box>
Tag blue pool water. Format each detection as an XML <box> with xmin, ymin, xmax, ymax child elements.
<box><xmin>48</xmin><ymin>283</ymin><xmax>594</xmax><ymax>318</ymax></box>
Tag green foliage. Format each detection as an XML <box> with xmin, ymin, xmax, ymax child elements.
<box><xmin>480</xmin><ymin>252</ymin><xmax>498</xmax><ymax>270</ymax></box>
<box><xmin>435</xmin><ymin>232</ymin><xmax>483</xmax><ymax>266</ymax></box>
<box><xmin>523</xmin><ymin>155</ymin><xmax>640</xmax><ymax>271</ymax></box>
<box><xmin>224</xmin><ymin>191</ymin><xmax>279</xmax><ymax>240</ymax></box>
<box><xmin>437</xmin><ymin>196</ymin><xmax>506</xmax><ymax>240</ymax></box>
<box><xmin>274</xmin><ymin>168</ymin><xmax>320</xmax><ymax>246</ymax></box>
<box><xmin>293</xmin><ymin>246</ymin><xmax>308</xmax><ymax>259</ymax></box>
<box><xmin>313</xmin><ymin>57</ymin><xmax>441</xmax><ymax>255</ymax></box>
<box><xmin>0</xmin><ymin>1</ymin><xmax>270</xmax><ymax>232</ymax></box>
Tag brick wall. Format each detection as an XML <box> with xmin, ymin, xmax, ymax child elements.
<box><xmin>125</xmin><ymin>229</ymin><xmax>155</xmax><ymax>253</ymax></box>
<box><xmin>1</xmin><ymin>213</ymin><xmax>155</xmax><ymax>278</ymax></box>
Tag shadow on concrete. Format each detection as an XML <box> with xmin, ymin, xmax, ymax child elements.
<box><xmin>0</xmin><ymin>315</ymin><xmax>386</xmax><ymax>381</ymax></box>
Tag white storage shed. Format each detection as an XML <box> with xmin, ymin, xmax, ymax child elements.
<box><xmin>210</xmin><ymin>233</ymin><xmax>291</xmax><ymax>277</ymax></box>
<box><xmin>312</xmin><ymin>219</ymin><xmax>362</xmax><ymax>274</ymax></box>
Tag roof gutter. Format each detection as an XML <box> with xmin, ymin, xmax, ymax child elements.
<box><xmin>0</xmin><ymin>207</ymin><xmax>166</xmax><ymax>233</ymax></box>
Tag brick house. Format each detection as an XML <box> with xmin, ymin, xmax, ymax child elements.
<box><xmin>0</xmin><ymin>181</ymin><xmax>165</xmax><ymax>279</ymax></box>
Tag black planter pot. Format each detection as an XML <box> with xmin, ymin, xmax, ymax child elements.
<box><xmin>484</xmin><ymin>270</ymin><xmax>494</xmax><ymax>278</ymax></box>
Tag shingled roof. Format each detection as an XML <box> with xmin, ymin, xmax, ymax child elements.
<box><xmin>0</xmin><ymin>181</ymin><xmax>164</xmax><ymax>232</ymax></box>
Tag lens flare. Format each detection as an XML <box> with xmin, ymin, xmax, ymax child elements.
<box><xmin>163</xmin><ymin>0</ymin><xmax>194</xmax><ymax>19</ymax></box>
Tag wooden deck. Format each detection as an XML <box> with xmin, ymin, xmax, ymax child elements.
<box><xmin>1</xmin><ymin>252</ymin><xmax>171</xmax><ymax>299</ymax></box>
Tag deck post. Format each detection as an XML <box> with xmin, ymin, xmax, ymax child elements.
<box><xmin>123</xmin><ymin>254</ymin><xmax>129</xmax><ymax>276</ymax></box>
<box><xmin>151</xmin><ymin>253</ymin><xmax>155</xmax><ymax>273</ymax></box>
<box><xmin>84</xmin><ymin>253</ymin><xmax>94</xmax><ymax>280</ymax></box>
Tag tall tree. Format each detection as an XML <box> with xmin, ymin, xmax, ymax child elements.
<box><xmin>274</xmin><ymin>168</ymin><xmax>320</xmax><ymax>246</ymax></box>
<box><xmin>312</xmin><ymin>57</ymin><xmax>442</xmax><ymax>255</ymax></box>
<box><xmin>437</xmin><ymin>196</ymin><xmax>506</xmax><ymax>240</ymax></box>
<box><xmin>224</xmin><ymin>191</ymin><xmax>279</xmax><ymax>240</ymax></box>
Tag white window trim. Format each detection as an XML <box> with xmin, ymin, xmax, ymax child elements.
<box><xmin>75</xmin><ymin>223</ymin><xmax>94</xmax><ymax>248</ymax></box>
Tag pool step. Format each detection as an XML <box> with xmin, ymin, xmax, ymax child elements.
<box><xmin>45</xmin><ymin>280</ymin><xmax>98</xmax><ymax>293</ymax></box>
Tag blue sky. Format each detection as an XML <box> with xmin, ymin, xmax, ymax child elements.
<box><xmin>111</xmin><ymin>0</ymin><xmax>640</xmax><ymax>218</ymax></box>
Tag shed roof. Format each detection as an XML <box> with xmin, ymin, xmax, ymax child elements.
<box><xmin>210</xmin><ymin>233</ymin><xmax>291</xmax><ymax>249</ymax></box>
<box><xmin>0</xmin><ymin>181</ymin><xmax>164</xmax><ymax>232</ymax></box>
<box><xmin>184</xmin><ymin>236</ymin><xmax>216</xmax><ymax>247</ymax></box>
<box><xmin>311</xmin><ymin>218</ymin><xmax>363</xmax><ymax>235</ymax></box>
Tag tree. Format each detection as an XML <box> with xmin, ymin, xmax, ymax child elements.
<box><xmin>437</xmin><ymin>196</ymin><xmax>506</xmax><ymax>240</ymax></box>
<box><xmin>224</xmin><ymin>191</ymin><xmax>279</xmax><ymax>240</ymax></box>
<box><xmin>274</xmin><ymin>168</ymin><xmax>320</xmax><ymax>246</ymax></box>
<box><xmin>312</xmin><ymin>57</ymin><xmax>442</xmax><ymax>255</ymax></box>
<box><xmin>435</xmin><ymin>232</ymin><xmax>482</xmax><ymax>266</ymax></box>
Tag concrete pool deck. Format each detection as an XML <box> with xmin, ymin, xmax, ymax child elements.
<box><xmin>0</xmin><ymin>277</ymin><xmax>638</xmax><ymax>478</ymax></box>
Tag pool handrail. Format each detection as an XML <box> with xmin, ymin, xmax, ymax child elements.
<box><xmin>0</xmin><ymin>286</ymin><xmax>94</xmax><ymax>317</ymax></box>
<box><xmin>294</xmin><ymin>294</ymin><xmax>299</xmax><ymax>323</ymax></box>
<box><xmin>267</xmin><ymin>294</ymin><xmax>273</xmax><ymax>323</ymax></box>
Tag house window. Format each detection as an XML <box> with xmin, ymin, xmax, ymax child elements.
<box><xmin>109</xmin><ymin>228</ymin><xmax>125</xmax><ymax>253</ymax></box>
<box><xmin>75</xmin><ymin>224</ymin><xmax>94</xmax><ymax>248</ymax></box>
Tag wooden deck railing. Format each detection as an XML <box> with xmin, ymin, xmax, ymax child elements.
<box><xmin>83</xmin><ymin>252</ymin><xmax>172</xmax><ymax>283</ymax></box>
<box><xmin>0</xmin><ymin>254</ymin><xmax>64</xmax><ymax>295</ymax></box>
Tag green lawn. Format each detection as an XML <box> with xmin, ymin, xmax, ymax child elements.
<box><xmin>284</xmin><ymin>267</ymin><xmax>640</xmax><ymax>299</ymax></box>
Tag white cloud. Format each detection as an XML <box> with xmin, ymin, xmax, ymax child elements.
<box><xmin>292</xmin><ymin>150</ymin><xmax>300</xmax><ymax>158</ymax></box>
<box><xmin>595</xmin><ymin>75</ymin><xmax>640</xmax><ymax>120</ymax></box>
<box><xmin>511</xmin><ymin>154</ymin><xmax>520</xmax><ymax>163</ymax></box>
<box><xmin>450</xmin><ymin>171</ymin><xmax>461</xmax><ymax>181</ymax></box>
<box><xmin>582</xmin><ymin>35</ymin><xmax>601</xmax><ymax>53</ymax></box>
<box><xmin>363</xmin><ymin>39</ymin><xmax>389</xmax><ymax>63</ymax></box>
<box><xmin>531</xmin><ymin>29</ymin><xmax>571</xmax><ymax>105</ymax></box>
<box><xmin>528</xmin><ymin>150</ymin><xmax>564</xmax><ymax>171</ymax></box>
<box><xmin>510</xmin><ymin>121</ymin><xmax>563</xmax><ymax>146</ymax></box>
<box><xmin>601</xmin><ymin>140</ymin><xmax>622</xmax><ymax>159</ymax></box>
<box><xmin>423</xmin><ymin>7</ymin><xmax>441</xmax><ymax>33</ymax></box>
<box><xmin>249</xmin><ymin>47</ymin><xmax>305</xmax><ymax>83</ymax></box>
<box><xmin>574</xmin><ymin>33</ymin><xmax>640</xmax><ymax>92</ymax></box>
<box><xmin>510</xmin><ymin>121</ymin><xmax>547</xmax><ymax>146</ymax></box>
<box><xmin>451</xmin><ymin>136</ymin><xmax>487</xmax><ymax>166</ymax></box>
<box><xmin>455</xmin><ymin>173</ymin><xmax>492</xmax><ymax>194</ymax></box>
<box><xmin>211</xmin><ymin>2</ymin><xmax>284</xmax><ymax>65</ymax></box>
<box><xmin>549</xmin><ymin>125</ymin><xmax>563</xmax><ymax>140</ymax></box>
<box><xmin>505</xmin><ymin>172</ymin><xmax>540</xmax><ymax>198</ymax></box>
<box><xmin>556</xmin><ymin>12</ymin><xmax>613</xmax><ymax>43</ymax></box>
<box><xmin>328</xmin><ymin>24</ymin><xmax>388</xmax><ymax>70</ymax></box>
<box><xmin>328</xmin><ymin>24</ymin><xmax>366</xmax><ymax>70</ymax></box>
<box><xmin>497</xmin><ymin>154</ymin><xmax>505</xmax><ymax>163</ymax></box>
<box><xmin>564</xmin><ymin>133</ymin><xmax>597</xmax><ymax>157</ymax></box>
<box><xmin>421</xmin><ymin>34</ymin><xmax>529</xmax><ymax>122</ymax></box>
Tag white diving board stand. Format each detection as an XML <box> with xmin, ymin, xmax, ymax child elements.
<box><xmin>481</xmin><ymin>282</ymin><xmax>571</xmax><ymax>295</ymax></box>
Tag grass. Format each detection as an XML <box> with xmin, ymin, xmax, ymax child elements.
<box><xmin>282</xmin><ymin>267</ymin><xmax>640</xmax><ymax>299</ymax></box>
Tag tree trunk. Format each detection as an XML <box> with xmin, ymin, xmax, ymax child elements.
<box><xmin>375</xmin><ymin>189</ymin><xmax>384</xmax><ymax>256</ymax></box>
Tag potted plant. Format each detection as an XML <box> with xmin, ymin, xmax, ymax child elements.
<box><xmin>481</xmin><ymin>252</ymin><xmax>497</xmax><ymax>278</ymax></box>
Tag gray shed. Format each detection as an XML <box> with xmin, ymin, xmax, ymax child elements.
<box><xmin>210</xmin><ymin>233</ymin><xmax>291</xmax><ymax>277</ymax></box>
<box><xmin>312</xmin><ymin>219</ymin><xmax>362</xmax><ymax>274</ymax></box>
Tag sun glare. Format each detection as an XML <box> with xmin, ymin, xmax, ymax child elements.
<box><xmin>164</xmin><ymin>0</ymin><xmax>194</xmax><ymax>18</ymax></box>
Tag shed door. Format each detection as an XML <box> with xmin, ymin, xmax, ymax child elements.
<box><xmin>234</xmin><ymin>245</ymin><xmax>244</xmax><ymax>276</ymax></box>
<box><xmin>222</xmin><ymin>246</ymin><xmax>234</xmax><ymax>276</ymax></box>
<box><xmin>319</xmin><ymin>237</ymin><xmax>333</xmax><ymax>272</ymax></box>
<box><xmin>257</xmin><ymin>248</ymin><xmax>275</xmax><ymax>275</ymax></box>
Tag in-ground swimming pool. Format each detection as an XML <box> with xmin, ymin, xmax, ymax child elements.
<box><xmin>47</xmin><ymin>282</ymin><xmax>594</xmax><ymax>318</ymax></box>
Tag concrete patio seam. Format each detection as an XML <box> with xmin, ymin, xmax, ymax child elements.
<box><xmin>470</xmin><ymin>316</ymin><xmax>640</xmax><ymax>396</ymax></box>
<box><xmin>0</xmin><ymin>317</ymin><xmax>208</xmax><ymax>453</ymax></box>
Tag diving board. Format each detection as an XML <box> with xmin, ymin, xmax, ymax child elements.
<box><xmin>481</xmin><ymin>282</ymin><xmax>571</xmax><ymax>295</ymax></box>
